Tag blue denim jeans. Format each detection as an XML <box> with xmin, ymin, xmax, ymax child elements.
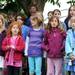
<box><xmin>28</xmin><ymin>57</ymin><xmax>42</xmax><ymax>75</ymax></box>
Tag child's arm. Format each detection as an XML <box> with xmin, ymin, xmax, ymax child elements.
<box><xmin>65</xmin><ymin>30</ymin><xmax>73</xmax><ymax>57</ymax></box>
<box><xmin>60</xmin><ymin>31</ymin><xmax>66</xmax><ymax>55</ymax></box>
<box><xmin>2</xmin><ymin>37</ymin><xmax>10</xmax><ymax>51</ymax></box>
<box><xmin>42</xmin><ymin>31</ymin><xmax>49</xmax><ymax>51</ymax></box>
<box><xmin>15</xmin><ymin>36</ymin><xmax>25</xmax><ymax>52</ymax></box>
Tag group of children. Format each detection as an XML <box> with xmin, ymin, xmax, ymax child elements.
<box><xmin>0</xmin><ymin>4</ymin><xmax>75</xmax><ymax>75</ymax></box>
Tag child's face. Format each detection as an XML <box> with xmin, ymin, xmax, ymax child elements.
<box><xmin>70</xmin><ymin>18</ymin><xmax>75</xmax><ymax>29</ymax></box>
<box><xmin>9</xmin><ymin>15</ymin><xmax>15</xmax><ymax>22</ymax></box>
<box><xmin>0</xmin><ymin>19</ymin><xmax>3</xmax><ymax>27</ymax></box>
<box><xmin>53</xmin><ymin>11</ymin><xmax>61</xmax><ymax>18</ymax></box>
<box><xmin>11</xmin><ymin>25</ymin><xmax>19</xmax><ymax>36</ymax></box>
<box><xmin>30</xmin><ymin>18</ymin><xmax>38</xmax><ymax>27</ymax></box>
<box><xmin>48</xmin><ymin>12</ymin><xmax>53</xmax><ymax>19</ymax></box>
<box><xmin>30</xmin><ymin>6</ymin><xmax>37</xmax><ymax>14</ymax></box>
<box><xmin>50</xmin><ymin>18</ymin><xmax>58</xmax><ymax>28</ymax></box>
<box><xmin>70</xmin><ymin>6</ymin><xmax>75</xmax><ymax>17</ymax></box>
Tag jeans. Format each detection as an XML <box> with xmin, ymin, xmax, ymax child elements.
<box><xmin>28</xmin><ymin>57</ymin><xmax>42</xmax><ymax>75</ymax></box>
<box><xmin>47</xmin><ymin>58</ymin><xmax>63</xmax><ymax>75</ymax></box>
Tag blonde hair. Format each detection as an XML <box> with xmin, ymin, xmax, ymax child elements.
<box><xmin>30</xmin><ymin>13</ymin><xmax>43</xmax><ymax>26</ymax></box>
<box><xmin>36</xmin><ymin>11</ymin><xmax>44</xmax><ymax>22</ymax></box>
<box><xmin>0</xmin><ymin>14</ymin><xmax>5</xmax><ymax>24</ymax></box>
<box><xmin>0</xmin><ymin>14</ymin><xmax>6</xmax><ymax>29</ymax></box>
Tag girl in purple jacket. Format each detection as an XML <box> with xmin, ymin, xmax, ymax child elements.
<box><xmin>42</xmin><ymin>16</ymin><xmax>66</xmax><ymax>75</ymax></box>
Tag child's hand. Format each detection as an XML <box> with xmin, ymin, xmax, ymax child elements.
<box><xmin>10</xmin><ymin>45</ymin><xmax>15</xmax><ymax>49</ymax></box>
<box><xmin>6</xmin><ymin>45</ymin><xmax>11</xmax><ymax>49</ymax></box>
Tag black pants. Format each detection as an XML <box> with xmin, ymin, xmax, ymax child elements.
<box><xmin>22</xmin><ymin>56</ymin><xmax>29</xmax><ymax>75</ymax></box>
<box><xmin>7</xmin><ymin>66</ymin><xmax>20</xmax><ymax>75</ymax></box>
<box><xmin>41</xmin><ymin>58</ymin><xmax>46</xmax><ymax>75</ymax></box>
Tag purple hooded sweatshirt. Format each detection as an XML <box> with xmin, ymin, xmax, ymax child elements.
<box><xmin>42</xmin><ymin>28</ymin><xmax>66</xmax><ymax>58</ymax></box>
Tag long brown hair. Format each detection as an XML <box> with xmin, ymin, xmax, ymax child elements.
<box><xmin>7</xmin><ymin>21</ymin><xmax>22</xmax><ymax>36</ymax></box>
<box><xmin>46</xmin><ymin>16</ymin><xmax>64</xmax><ymax>32</ymax></box>
<box><xmin>0</xmin><ymin>14</ymin><xmax>5</xmax><ymax>26</ymax></box>
<box><xmin>47</xmin><ymin>16</ymin><xmax>59</xmax><ymax>31</ymax></box>
<box><xmin>66</xmin><ymin>5</ymin><xmax>75</xmax><ymax>20</ymax></box>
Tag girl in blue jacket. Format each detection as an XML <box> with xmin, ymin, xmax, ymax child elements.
<box><xmin>65</xmin><ymin>16</ymin><xmax>75</xmax><ymax>75</ymax></box>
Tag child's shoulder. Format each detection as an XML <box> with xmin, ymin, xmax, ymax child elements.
<box><xmin>40</xmin><ymin>28</ymin><xmax>45</xmax><ymax>33</ymax></box>
<box><xmin>3</xmin><ymin>35</ymin><xmax>11</xmax><ymax>41</ymax></box>
<box><xmin>1</xmin><ymin>30</ymin><xmax>6</xmax><ymax>36</ymax></box>
<box><xmin>67</xmin><ymin>29</ymin><xmax>72</xmax><ymax>35</ymax></box>
<box><xmin>2</xmin><ymin>29</ymin><xmax>6</xmax><ymax>33</ymax></box>
<box><xmin>57</xmin><ymin>27</ymin><xmax>66</xmax><ymax>34</ymax></box>
<box><xmin>44</xmin><ymin>30</ymin><xmax>50</xmax><ymax>35</ymax></box>
<box><xmin>16</xmin><ymin>35</ymin><xmax>24</xmax><ymax>42</ymax></box>
<box><xmin>22</xmin><ymin>25</ymin><xmax>30</xmax><ymax>30</ymax></box>
<box><xmin>18</xmin><ymin>35</ymin><xmax>23</xmax><ymax>39</ymax></box>
<box><xmin>29</xmin><ymin>27</ymin><xmax>33</xmax><ymax>31</ymax></box>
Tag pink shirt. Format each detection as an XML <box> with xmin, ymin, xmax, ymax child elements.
<box><xmin>5</xmin><ymin>36</ymin><xmax>22</xmax><ymax>67</ymax></box>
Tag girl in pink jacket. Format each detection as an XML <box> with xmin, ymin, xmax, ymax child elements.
<box><xmin>2</xmin><ymin>21</ymin><xmax>25</xmax><ymax>75</ymax></box>
<box><xmin>42</xmin><ymin>16</ymin><xmax>66</xmax><ymax>75</ymax></box>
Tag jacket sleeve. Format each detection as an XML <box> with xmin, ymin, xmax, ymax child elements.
<box><xmin>65</xmin><ymin>30</ymin><xmax>72</xmax><ymax>55</ymax></box>
<box><xmin>16</xmin><ymin>37</ymin><xmax>25</xmax><ymax>52</ymax></box>
<box><xmin>60</xmin><ymin>31</ymin><xmax>66</xmax><ymax>50</ymax></box>
<box><xmin>2</xmin><ymin>37</ymin><xmax>8</xmax><ymax>52</ymax></box>
<box><xmin>42</xmin><ymin>31</ymin><xmax>49</xmax><ymax>51</ymax></box>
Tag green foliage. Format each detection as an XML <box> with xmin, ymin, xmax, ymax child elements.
<box><xmin>0</xmin><ymin>0</ymin><xmax>60</xmax><ymax>16</ymax></box>
<box><xmin>0</xmin><ymin>0</ymin><xmax>21</xmax><ymax>13</ymax></box>
<box><xmin>47</xmin><ymin>0</ymin><xmax>60</xmax><ymax>7</ymax></box>
<box><xmin>67</xmin><ymin>0</ymin><xmax>75</xmax><ymax>5</ymax></box>
<box><xmin>0</xmin><ymin>0</ymin><xmax>74</xmax><ymax>16</ymax></box>
<box><xmin>0</xmin><ymin>0</ymin><xmax>5</xmax><ymax>1</ymax></box>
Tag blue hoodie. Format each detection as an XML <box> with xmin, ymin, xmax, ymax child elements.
<box><xmin>65</xmin><ymin>29</ymin><xmax>75</xmax><ymax>55</ymax></box>
<box><xmin>65</xmin><ymin>29</ymin><xmax>75</xmax><ymax>71</ymax></box>
<box><xmin>21</xmin><ymin>25</ymin><xmax>30</xmax><ymax>41</ymax></box>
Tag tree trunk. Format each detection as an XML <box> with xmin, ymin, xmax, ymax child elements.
<box><xmin>16</xmin><ymin>0</ymin><xmax>47</xmax><ymax>16</ymax></box>
<box><xmin>31</xmin><ymin>0</ymin><xmax>47</xmax><ymax>11</ymax></box>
